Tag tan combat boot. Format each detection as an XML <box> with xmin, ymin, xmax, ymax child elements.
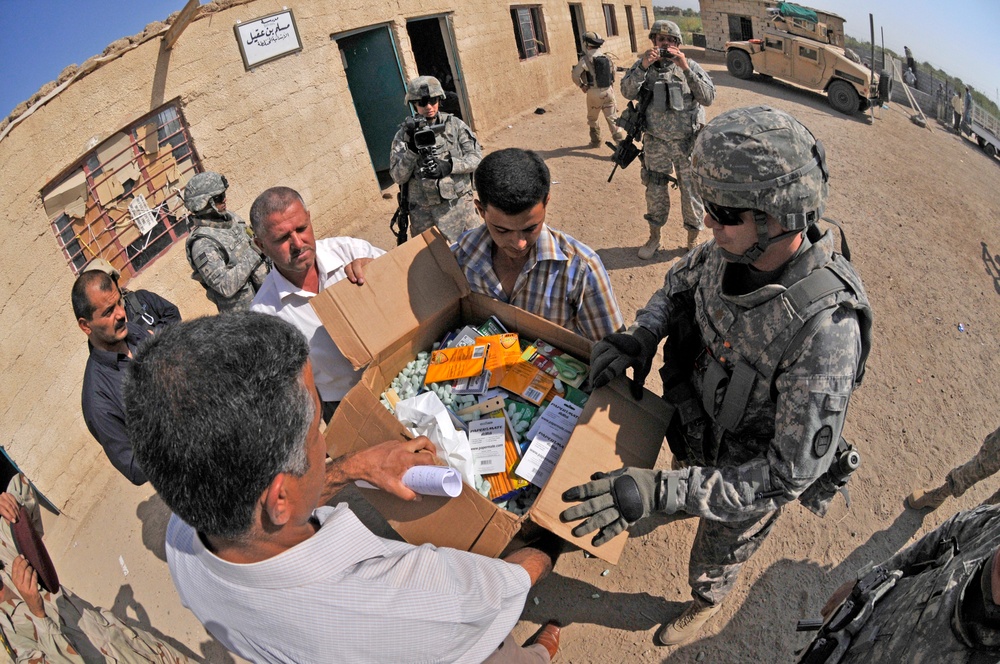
<box><xmin>655</xmin><ymin>596</ymin><xmax>721</xmax><ymax>646</ymax></box>
<box><xmin>589</xmin><ymin>127</ymin><xmax>601</xmax><ymax>147</ymax></box>
<box><xmin>906</xmin><ymin>483</ymin><xmax>952</xmax><ymax>510</ymax></box>
<box><xmin>638</xmin><ymin>223</ymin><xmax>661</xmax><ymax>260</ymax></box>
<box><xmin>686</xmin><ymin>228</ymin><xmax>701</xmax><ymax>250</ymax></box>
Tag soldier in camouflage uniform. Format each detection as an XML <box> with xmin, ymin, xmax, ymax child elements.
<box><xmin>908</xmin><ymin>423</ymin><xmax>1000</xmax><ymax>510</ymax></box>
<box><xmin>0</xmin><ymin>475</ymin><xmax>192</xmax><ymax>662</ymax></box>
<box><xmin>799</xmin><ymin>504</ymin><xmax>1000</xmax><ymax>662</ymax></box>
<box><xmin>183</xmin><ymin>171</ymin><xmax>268</xmax><ymax>313</ymax></box>
<box><xmin>571</xmin><ymin>32</ymin><xmax>627</xmax><ymax>147</ymax></box>
<box><xmin>562</xmin><ymin>107</ymin><xmax>872</xmax><ymax>646</ymax></box>
<box><xmin>621</xmin><ymin>20</ymin><xmax>715</xmax><ymax>259</ymax></box>
<box><xmin>389</xmin><ymin>76</ymin><xmax>483</xmax><ymax>243</ymax></box>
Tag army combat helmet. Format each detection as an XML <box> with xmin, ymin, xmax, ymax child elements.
<box><xmin>691</xmin><ymin>105</ymin><xmax>829</xmax><ymax>264</ymax></box>
<box><xmin>405</xmin><ymin>75</ymin><xmax>445</xmax><ymax>103</ymax></box>
<box><xmin>183</xmin><ymin>171</ymin><xmax>229</xmax><ymax>217</ymax></box>
<box><xmin>649</xmin><ymin>20</ymin><xmax>682</xmax><ymax>42</ymax></box>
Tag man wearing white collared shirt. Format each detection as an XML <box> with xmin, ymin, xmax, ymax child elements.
<box><xmin>250</xmin><ymin>186</ymin><xmax>385</xmax><ymax>422</ymax></box>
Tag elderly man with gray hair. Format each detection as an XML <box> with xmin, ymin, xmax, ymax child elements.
<box><xmin>125</xmin><ymin>312</ymin><xmax>561</xmax><ymax>663</ymax></box>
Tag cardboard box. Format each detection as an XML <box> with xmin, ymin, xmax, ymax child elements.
<box><xmin>312</xmin><ymin>229</ymin><xmax>671</xmax><ymax>563</ymax></box>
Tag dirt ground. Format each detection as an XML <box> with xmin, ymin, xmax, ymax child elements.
<box><xmin>43</xmin><ymin>50</ymin><xmax>1000</xmax><ymax>663</ymax></box>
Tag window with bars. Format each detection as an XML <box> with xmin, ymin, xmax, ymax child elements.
<box><xmin>641</xmin><ymin>6</ymin><xmax>650</xmax><ymax>30</ymax></box>
<box><xmin>42</xmin><ymin>104</ymin><xmax>199</xmax><ymax>284</ymax></box>
<box><xmin>603</xmin><ymin>4</ymin><xmax>619</xmax><ymax>37</ymax></box>
<box><xmin>727</xmin><ymin>15</ymin><xmax>754</xmax><ymax>41</ymax></box>
<box><xmin>511</xmin><ymin>6</ymin><xmax>548</xmax><ymax>60</ymax></box>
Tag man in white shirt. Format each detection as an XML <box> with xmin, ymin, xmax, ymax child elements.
<box><xmin>123</xmin><ymin>313</ymin><xmax>561</xmax><ymax>664</ymax></box>
<box><xmin>250</xmin><ymin>186</ymin><xmax>385</xmax><ymax>423</ymax></box>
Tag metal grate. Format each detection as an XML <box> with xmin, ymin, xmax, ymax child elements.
<box><xmin>44</xmin><ymin>104</ymin><xmax>199</xmax><ymax>284</ymax></box>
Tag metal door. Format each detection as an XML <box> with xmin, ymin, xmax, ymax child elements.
<box><xmin>338</xmin><ymin>27</ymin><xmax>407</xmax><ymax>175</ymax></box>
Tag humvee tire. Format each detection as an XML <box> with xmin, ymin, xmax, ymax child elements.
<box><xmin>828</xmin><ymin>80</ymin><xmax>859</xmax><ymax>115</ymax></box>
<box><xmin>726</xmin><ymin>50</ymin><xmax>753</xmax><ymax>79</ymax></box>
<box><xmin>986</xmin><ymin>143</ymin><xmax>998</xmax><ymax>159</ymax></box>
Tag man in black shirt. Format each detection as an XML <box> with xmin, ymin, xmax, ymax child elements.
<box><xmin>82</xmin><ymin>258</ymin><xmax>180</xmax><ymax>334</ymax></box>
<box><xmin>73</xmin><ymin>267</ymin><xmax>178</xmax><ymax>484</ymax></box>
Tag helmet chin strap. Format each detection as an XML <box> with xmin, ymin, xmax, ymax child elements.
<box><xmin>719</xmin><ymin>211</ymin><xmax>800</xmax><ymax>265</ymax></box>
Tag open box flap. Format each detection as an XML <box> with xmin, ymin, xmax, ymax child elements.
<box><xmin>529</xmin><ymin>377</ymin><xmax>671</xmax><ymax>564</ymax></box>
<box><xmin>312</xmin><ymin>228</ymin><xmax>471</xmax><ymax>370</ymax></box>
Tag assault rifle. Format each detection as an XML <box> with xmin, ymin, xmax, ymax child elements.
<box><xmin>389</xmin><ymin>182</ymin><xmax>410</xmax><ymax>246</ymax></box>
<box><xmin>607</xmin><ymin>81</ymin><xmax>678</xmax><ymax>188</ymax></box>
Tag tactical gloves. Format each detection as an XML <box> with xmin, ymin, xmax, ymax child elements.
<box><xmin>560</xmin><ymin>468</ymin><xmax>661</xmax><ymax>546</ymax></box>
<box><xmin>401</xmin><ymin>116</ymin><xmax>420</xmax><ymax>151</ymax></box>
<box><xmin>589</xmin><ymin>327</ymin><xmax>659</xmax><ymax>399</ymax></box>
<box><xmin>420</xmin><ymin>156</ymin><xmax>453</xmax><ymax>179</ymax></box>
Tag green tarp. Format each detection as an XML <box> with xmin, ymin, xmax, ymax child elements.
<box><xmin>777</xmin><ymin>2</ymin><xmax>818</xmax><ymax>23</ymax></box>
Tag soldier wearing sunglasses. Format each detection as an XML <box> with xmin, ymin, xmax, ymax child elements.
<box><xmin>183</xmin><ymin>171</ymin><xmax>269</xmax><ymax>313</ymax></box>
<box><xmin>562</xmin><ymin>107</ymin><xmax>872</xmax><ymax>647</ymax></box>
<box><xmin>390</xmin><ymin>76</ymin><xmax>482</xmax><ymax>243</ymax></box>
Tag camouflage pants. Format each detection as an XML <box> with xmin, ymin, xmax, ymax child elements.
<box><xmin>946</xmin><ymin>424</ymin><xmax>1000</xmax><ymax>500</ymax></box>
<box><xmin>586</xmin><ymin>87</ymin><xmax>626</xmax><ymax>142</ymax></box>
<box><xmin>409</xmin><ymin>192</ymin><xmax>481</xmax><ymax>243</ymax></box>
<box><xmin>688</xmin><ymin>508</ymin><xmax>782</xmax><ymax>605</ymax></box>
<box><xmin>641</xmin><ymin>134</ymin><xmax>704</xmax><ymax>232</ymax></box>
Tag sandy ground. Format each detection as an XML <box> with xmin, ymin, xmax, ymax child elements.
<box><xmin>42</xmin><ymin>50</ymin><xmax>1000</xmax><ymax>663</ymax></box>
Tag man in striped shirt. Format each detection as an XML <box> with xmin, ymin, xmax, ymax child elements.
<box><xmin>452</xmin><ymin>148</ymin><xmax>624</xmax><ymax>342</ymax></box>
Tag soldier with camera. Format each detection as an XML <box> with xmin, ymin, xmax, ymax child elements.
<box><xmin>389</xmin><ymin>76</ymin><xmax>483</xmax><ymax>243</ymax></box>
<box><xmin>622</xmin><ymin>20</ymin><xmax>715</xmax><ymax>259</ymax></box>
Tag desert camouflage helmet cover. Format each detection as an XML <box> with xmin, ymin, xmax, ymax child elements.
<box><xmin>582</xmin><ymin>31</ymin><xmax>605</xmax><ymax>46</ymax></box>
<box><xmin>183</xmin><ymin>171</ymin><xmax>229</xmax><ymax>214</ymax></box>
<box><xmin>405</xmin><ymin>76</ymin><xmax>445</xmax><ymax>102</ymax></box>
<box><xmin>691</xmin><ymin>106</ymin><xmax>829</xmax><ymax>230</ymax></box>
<box><xmin>649</xmin><ymin>20</ymin><xmax>682</xmax><ymax>41</ymax></box>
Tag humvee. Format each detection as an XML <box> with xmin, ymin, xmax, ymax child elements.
<box><xmin>724</xmin><ymin>4</ymin><xmax>882</xmax><ymax>115</ymax></box>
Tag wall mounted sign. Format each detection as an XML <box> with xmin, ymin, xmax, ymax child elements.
<box><xmin>234</xmin><ymin>9</ymin><xmax>302</xmax><ymax>70</ymax></box>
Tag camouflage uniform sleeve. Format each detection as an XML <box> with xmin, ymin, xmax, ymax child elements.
<box><xmin>19</xmin><ymin>608</ymin><xmax>86</xmax><ymax>664</ymax></box>
<box><xmin>685</xmin><ymin>60</ymin><xmax>716</xmax><ymax>107</ymax></box>
<box><xmin>389</xmin><ymin>127</ymin><xmax>419</xmax><ymax>185</ymax></box>
<box><xmin>620</xmin><ymin>59</ymin><xmax>648</xmax><ymax>100</ymax></box>
<box><xmin>447</xmin><ymin>118</ymin><xmax>482</xmax><ymax>176</ymax></box>
<box><xmin>190</xmin><ymin>235</ymin><xmax>259</xmax><ymax>299</ymax></box>
<box><xmin>632</xmin><ymin>246</ymin><xmax>706</xmax><ymax>338</ymax></box>
<box><xmin>880</xmin><ymin>504</ymin><xmax>1000</xmax><ymax>573</ymax></box>
<box><xmin>660</xmin><ymin>306</ymin><xmax>862</xmax><ymax>522</ymax></box>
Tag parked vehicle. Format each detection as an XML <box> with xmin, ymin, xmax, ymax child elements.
<box><xmin>966</xmin><ymin>102</ymin><xmax>1000</xmax><ymax>159</ymax></box>
<box><xmin>725</xmin><ymin>3</ymin><xmax>883</xmax><ymax>115</ymax></box>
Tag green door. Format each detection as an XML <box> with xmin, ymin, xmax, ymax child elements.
<box><xmin>338</xmin><ymin>27</ymin><xmax>408</xmax><ymax>179</ymax></box>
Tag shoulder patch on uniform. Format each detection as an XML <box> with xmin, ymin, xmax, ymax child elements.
<box><xmin>812</xmin><ymin>425</ymin><xmax>833</xmax><ymax>458</ymax></box>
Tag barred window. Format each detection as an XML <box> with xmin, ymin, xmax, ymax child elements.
<box><xmin>641</xmin><ymin>6</ymin><xmax>650</xmax><ymax>30</ymax></box>
<box><xmin>42</xmin><ymin>103</ymin><xmax>199</xmax><ymax>284</ymax></box>
<box><xmin>603</xmin><ymin>4</ymin><xmax>619</xmax><ymax>37</ymax></box>
<box><xmin>511</xmin><ymin>6</ymin><xmax>548</xmax><ymax>60</ymax></box>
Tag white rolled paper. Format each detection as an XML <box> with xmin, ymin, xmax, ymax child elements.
<box><xmin>402</xmin><ymin>465</ymin><xmax>463</xmax><ymax>498</ymax></box>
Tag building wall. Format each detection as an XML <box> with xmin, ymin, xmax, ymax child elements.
<box><xmin>0</xmin><ymin>0</ymin><xmax>651</xmax><ymax>510</ymax></box>
<box><xmin>700</xmin><ymin>0</ymin><xmax>845</xmax><ymax>53</ymax></box>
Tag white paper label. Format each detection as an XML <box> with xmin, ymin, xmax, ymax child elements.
<box><xmin>468</xmin><ymin>417</ymin><xmax>506</xmax><ymax>474</ymax></box>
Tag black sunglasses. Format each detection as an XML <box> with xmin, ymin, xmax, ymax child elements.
<box><xmin>416</xmin><ymin>97</ymin><xmax>439</xmax><ymax>107</ymax></box>
<box><xmin>705</xmin><ymin>201</ymin><xmax>750</xmax><ymax>226</ymax></box>
<box><xmin>211</xmin><ymin>193</ymin><xmax>226</xmax><ymax>205</ymax></box>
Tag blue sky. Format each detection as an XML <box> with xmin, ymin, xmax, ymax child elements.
<box><xmin>2</xmin><ymin>0</ymin><xmax>999</xmax><ymax>118</ymax></box>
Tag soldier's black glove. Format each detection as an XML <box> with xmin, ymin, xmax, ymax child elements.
<box><xmin>560</xmin><ymin>468</ymin><xmax>660</xmax><ymax>546</ymax></box>
<box><xmin>401</xmin><ymin>116</ymin><xmax>420</xmax><ymax>151</ymax></box>
<box><xmin>421</xmin><ymin>156</ymin><xmax>452</xmax><ymax>179</ymax></box>
<box><xmin>589</xmin><ymin>327</ymin><xmax>659</xmax><ymax>399</ymax></box>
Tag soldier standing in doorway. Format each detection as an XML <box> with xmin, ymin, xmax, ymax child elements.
<box><xmin>390</xmin><ymin>76</ymin><xmax>483</xmax><ymax>243</ymax></box>
<box><xmin>622</xmin><ymin>20</ymin><xmax>715</xmax><ymax>259</ymax></box>
<box><xmin>183</xmin><ymin>171</ymin><xmax>269</xmax><ymax>313</ymax></box>
<box><xmin>571</xmin><ymin>31</ymin><xmax>627</xmax><ymax>148</ymax></box>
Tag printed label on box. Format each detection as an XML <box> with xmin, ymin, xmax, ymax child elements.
<box><xmin>468</xmin><ymin>418</ymin><xmax>506</xmax><ymax>474</ymax></box>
